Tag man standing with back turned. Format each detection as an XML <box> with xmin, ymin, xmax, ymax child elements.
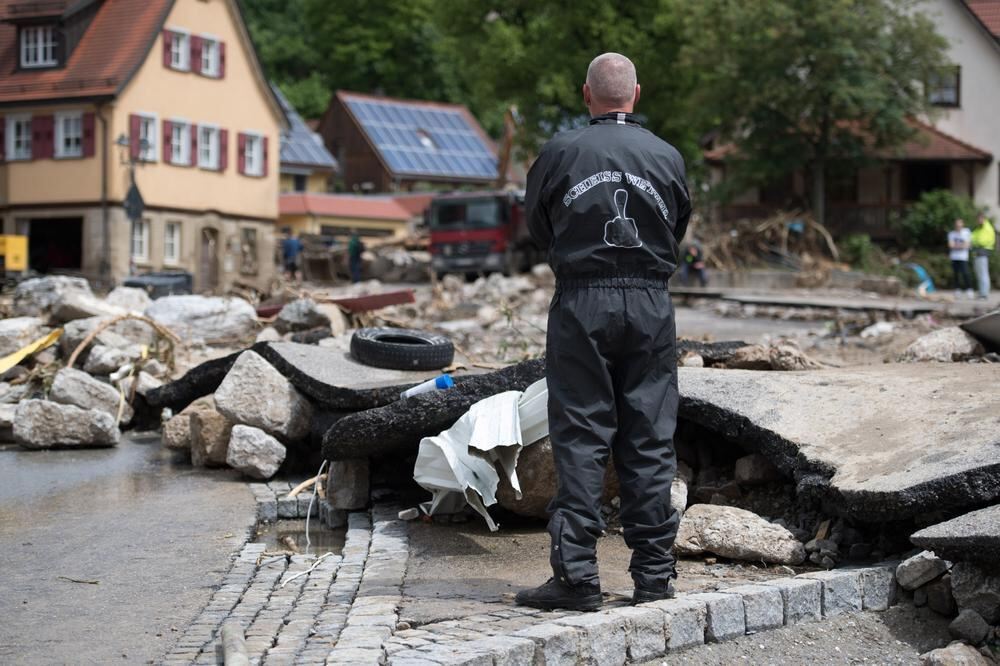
<box><xmin>516</xmin><ymin>53</ymin><xmax>691</xmax><ymax>611</ymax></box>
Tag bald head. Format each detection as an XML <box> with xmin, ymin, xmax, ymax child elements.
<box><xmin>584</xmin><ymin>53</ymin><xmax>639</xmax><ymax>114</ymax></box>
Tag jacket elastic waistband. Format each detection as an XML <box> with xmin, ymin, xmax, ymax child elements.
<box><xmin>556</xmin><ymin>274</ymin><xmax>670</xmax><ymax>289</ymax></box>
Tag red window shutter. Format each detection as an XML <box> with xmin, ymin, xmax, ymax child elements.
<box><xmin>237</xmin><ymin>132</ymin><xmax>246</xmax><ymax>175</ymax></box>
<box><xmin>262</xmin><ymin>136</ymin><xmax>269</xmax><ymax>177</ymax></box>
<box><xmin>190</xmin><ymin>123</ymin><xmax>198</xmax><ymax>166</ymax></box>
<box><xmin>218</xmin><ymin>41</ymin><xmax>225</xmax><ymax>78</ymax></box>
<box><xmin>129</xmin><ymin>113</ymin><xmax>141</xmax><ymax>160</ymax></box>
<box><xmin>32</xmin><ymin>115</ymin><xmax>54</xmax><ymax>160</ymax></box>
<box><xmin>82</xmin><ymin>112</ymin><xmax>96</xmax><ymax>158</ymax></box>
<box><xmin>163</xmin><ymin>119</ymin><xmax>173</xmax><ymax>163</ymax></box>
<box><xmin>219</xmin><ymin>129</ymin><xmax>228</xmax><ymax>171</ymax></box>
<box><xmin>162</xmin><ymin>30</ymin><xmax>172</xmax><ymax>68</ymax></box>
<box><xmin>190</xmin><ymin>35</ymin><xmax>203</xmax><ymax>75</ymax></box>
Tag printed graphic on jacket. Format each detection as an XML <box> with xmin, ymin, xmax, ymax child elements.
<box><xmin>604</xmin><ymin>189</ymin><xmax>642</xmax><ymax>248</ymax></box>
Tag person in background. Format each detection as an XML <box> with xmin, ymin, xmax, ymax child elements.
<box><xmin>348</xmin><ymin>230</ymin><xmax>365</xmax><ymax>284</ymax></box>
<box><xmin>681</xmin><ymin>240</ymin><xmax>708</xmax><ymax>287</ymax></box>
<box><xmin>947</xmin><ymin>218</ymin><xmax>973</xmax><ymax>299</ymax></box>
<box><xmin>281</xmin><ymin>228</ymin><xmax>303</xmax><ymax>283</ymax></box>
<box><xmin>970</xmin><ymin>212</ymin><xmax>996</xmax><ymax>300</ymax></box>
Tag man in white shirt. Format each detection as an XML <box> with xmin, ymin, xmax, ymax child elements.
<box><xmin>948</xmin><ymin>218</ymin><xmax>973</xmax><ymax>299</ymax></box>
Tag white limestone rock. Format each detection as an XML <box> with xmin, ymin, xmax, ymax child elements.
<box><xmin>226</xmin><ymin>425</ymin><xmax>286</xmax><ymax>479</ymax></box>
<box><xmin>214</xmin><ymin>350</ymin><xmax>312</xmax><ymax>441</ymax></box>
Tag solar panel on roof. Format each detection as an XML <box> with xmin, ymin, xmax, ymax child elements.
<box><xmin>345</xmin><ymin>97</ymin><xmax>497</xmax><ymax>181</ymax></box>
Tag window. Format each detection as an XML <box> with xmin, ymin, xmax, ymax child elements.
<box><xmin>54</xmin><ymin>112</ymin><xmax>82</xmax><ymax>158</ymax></box>
<box><xmin>169</xmin><ymin>31</ymin><xmax>190</xmax><ymax>71</ymax></box>
<box><xmin>244</xmin><ymin>134</ymin><xmax>263</xmax><ymax>176</ymax></box>
<box><xmin>928</xmin><ymin>66</ymin><xmax>960</xmax><ymax>107</ymax></box>
<box><xmin>20</xmin><ymin>26</ymin><xmax>57</xmax><ymax>68</ymax></box>
<box><xmin>138</xmin><ymin>114</ymin><xmax>157</xmax><ymax>162</ymax></box>
<box><xmin>164</xmin><ymin>222</ymin><xmax>181</xmax><ymax>265</ymax></box>
<box><xmin>198</xmin><ymin>125</ymin><xmax>220</xmax><ymax>170</ymax></box>
<box><xmin>294</xmin><ymin>174</ymin><xmax>307</xmax><ymax>192</ymax></box>
<box><xmin>170</xmin><ymin>121</ymin><xmax>190</xmax><ymax>165</ymax></box>
<box><xmin>201</xmin><ymin>38</ymin><xmax>220</xmax><ymax>77</ymax></box>
<box><xmin>131</xmin><ymin>219</ymin><xmax>150</xmax><ymax>262</ymax></box>
<box><xmin>5</xmin><ymin>114</ymin><xmax>32</xmax><ymax>161</ymax></box>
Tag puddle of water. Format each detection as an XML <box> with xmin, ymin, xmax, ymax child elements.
<box><xmin>253</xmin><ymin>520</ymin><xmax>346</xmax><ymax>556</ymax></box>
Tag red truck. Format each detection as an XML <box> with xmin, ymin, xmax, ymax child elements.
<box><xmin>428</xmin><ymin>190</ymin><xmax>542</xmax><ymax>277</ymax></box>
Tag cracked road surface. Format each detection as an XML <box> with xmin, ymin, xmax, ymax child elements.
<box><xmin>0</xmin><ymin>434</ymin><xmax>255</xmax><ymax>665</ymax></box>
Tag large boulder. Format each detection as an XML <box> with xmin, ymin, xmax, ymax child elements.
<box><xmin>227</xmin><ymin>425</ymin><xmax>286</xmax><ymax>479</ymax></box>
<box><xmin>190</xmin><ymin>408</ymin><xmax>234</xmax><ymax>467</ymax></box>
<box><xmin>214</xmin><ymin>350</ymin><xmax>312</xmax><ymax>441</ymax></box>
<box><xmin>895</xmin><ymin>550</ymin><xmax>951</xmax><ymax>591</ymax></box>
<box><xmin>495</xmin><ymin>437</ymin><xmax>618</xmax><ymax>519</ymax></box>
<box><xmin>13</xmin><ymin>276</ymin><xmax>114</xmax><ymax>322</ymax></box>
<box><xmin>0</xmin><ymin>317</ymin><xmax>45</xmax><ymax>357</ymax></box>
<box><xmin>274</xmin><ymin>298</ymin><xmax>331</xmax><ymax>334</ymax></box>
<box><xmin>950</xmin><ymin>561</ymin><xmax>1000</xmax><ymax>624</ymax></box>
<box><xmin>902</xmin><ymin>327</ymin><xmax>985</xmax><ymax>362</ymax></box>
<box><xmin>13</xmin><ymin>400</ymin><xmax>120</xmax><ymax>449</ymax></box>
<box><xmin>674</xmin><ymin>503</ymin><xmax>806</xmax><ymax>565</ymax></box>
<box><xmin>104</xmin><ymin>286</ymin><xmax>152</xmax><ymax>313</ymax></box>
<box><xmin>145</xmin><ymin>295</ymin><xmax>257</xmax><ymax>343</ymax></box>
<box><xmin>50</xmin><ymin>367</ymin><xmax>132</xmax><ymax>422</ymax></box>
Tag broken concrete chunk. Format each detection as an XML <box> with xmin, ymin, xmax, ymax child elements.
<box><xmin>0</xmin><ymin>316</ymin><xmax>45</xmax><ymax>357</ymax></box>
<box><xmin>919</xmin><ymin>643</ymin><xmax>994</xmax><ymax>666</ymax></box>
<box><xmin>145</xmin><ymin>295</ymin><xmax>258</xmax><ymax>343</ymax></box>
<box><xmin>52</xmin><ymin>292</ymin><xmax>125</xmax><ymax>324</ymax></box>
<box><xmin>902</xmin><ymin>327</ymin><xmax>985</xmax><ymax>362</ymax></box>
<box><xmin>14</xmin><ymin>276</ymin><xmax>93</xmax><ymax>318</ymax></box>
<box><xmin>274</xmin><ymin>298</ymin><xmax>331</xmax><ymax>334</ymax></box>
<box><xmin>326</xmin><ymin>459</ymin><xmax>369</xmax><ymax>510</ymax></box>
<box><xmin>950</xmin><ymin>561</ymin><xmax>1000</xmax><ymax>624</ymax></box>
<box><xmin>83</xmin><ymin>343</ymin><xmax>146</xmax><ymax>376</ymax></box>
<box><xmin>60</xmin><ymin>315</ymin><xmax>158</xmax><ymax>358</ymax></box>
<box><xmin>50</xmin><ymin>367</ymin><xmax>132</xmax><ymax>423</ymax></box>
<box><xmin>190</xmin><ymin>409</ymin><xmax>234</xmax><ymax>467</ymax></box>
<box><xmin>895</xmin><ymin>550</ymin><xmax>951</xmax><ymax>591</ymax></box>
<box><xmin>678</xmin><ymin>365</ymin><xmax>1000</xmax><ymax>521</ymax></box>
<box><xmin>911</xmin><ymin>504</ymin><xmax>1000</xmax><ymax>565</ymax></box>
<box><xmin>674</xmin><ymin>503</ymin><xmax>806</xmax><ymax>565</ymax></box>
<box><xmin>725</xmin><ymin>345</ymin><xmax>772</xmax><ymax>370</ymax></box>
<box><xmin>226</xmin><ymin>425</ymin><xmax>286</xmax><ymax>480</ymax></box>
<box><xmin>104</xmin><ymin>286</ymin><xmax>152</xmax><ymax>313</ymax></box>
<box><xmin>949</xmin><ymin>609</ymin><xmax>991</xmax><ymax>646</ymax></box>
<box><xmin>322</xmin><ymin>358</ymin><xmax>546</xmax><ymax>460</ymax></box>
<box><xmin>14</xmin><ymin>400</ymin><xmax>120</xmax><ymax>449</ymax></box>
<box><xmin>214</xmin><ymin>350</ymin><xmax>312</xmax><ymax>441</ymax></box>
<box><xmin>162</xmin><ymin>399</ymin><xmax>214</xmax><ymax>452</ymax></box>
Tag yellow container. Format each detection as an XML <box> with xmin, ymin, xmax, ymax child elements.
<box><xmin>0</xmin><ymin>235</ymin><xmax>28</xmax><ymax>272</ymax></box>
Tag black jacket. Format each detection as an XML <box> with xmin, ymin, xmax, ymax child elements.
<box><xmin>525</xmin><ymin>112</ymin><xmax>691</xmax><ymax>283</ymax></box>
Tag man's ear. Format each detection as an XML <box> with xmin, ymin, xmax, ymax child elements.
<box><xmin>634</xmin><ymin>84</ymin><xmax>641</xmax><ymax>107</ymax></box>
<box><xmin>583</xmin><ymin>83</ymin><xmax>591</xmax><ymax>109</ymax></box>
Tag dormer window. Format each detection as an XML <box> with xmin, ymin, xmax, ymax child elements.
<box><xmin>21</xmin><ymin>25</ymin><xmax>58</xmax><ymax>69</ymax></box>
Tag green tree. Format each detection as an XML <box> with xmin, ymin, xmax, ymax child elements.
<box><xmin>684</xmin><ymin>0</ymin><xmax>950</xmax><ymax>225</ymax></box>
<box><xmin>896</xmin><ymin>189</ymin><xmax>982</xmax><ymax>249</ymax></box>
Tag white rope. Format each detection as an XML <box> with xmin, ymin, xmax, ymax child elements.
<box><xmin>280</xmin><ymin>551</ymin><xmax>334</xmax><ymax>588</ymax></box>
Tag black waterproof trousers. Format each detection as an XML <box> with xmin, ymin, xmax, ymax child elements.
<box><xmin>545</xmin><ymin>277</ymin><xmax>680</xmax><ymax>590</ymax></box>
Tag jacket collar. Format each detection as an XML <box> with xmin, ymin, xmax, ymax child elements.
<box><xmin>589</xmin><ymin>112</ymin><xmax>642</xmax><ymax>126</ymax></box>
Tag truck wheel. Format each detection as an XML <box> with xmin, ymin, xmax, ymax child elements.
<box><xmin>350</xmin><ymin>327</ymin><xmax>455</xmax><ymax>371</ymax></box>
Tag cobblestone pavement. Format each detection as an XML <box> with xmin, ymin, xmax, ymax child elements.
<box><xmin>162</xmin><ymin>492</ymin><xmax>902</xmax><ymax>666</ymax></box>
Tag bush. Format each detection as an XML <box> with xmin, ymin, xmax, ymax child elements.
<box><xmin>895</xmin><ymin>190</ymin><xmax>982</xmax><ymax>249</ymax></box>
<box><xmin>839</xmin><ymin>233</ymin><xmax>883</xmax><ymax>272</ymax></box>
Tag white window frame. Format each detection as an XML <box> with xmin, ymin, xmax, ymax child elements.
<box><xmin>5</xmin><ymin>114</ymin><xmax>32</xmax><ymax>161</ymax></box>
<box><xmin>164</xmin><ymin>221</ymin><xmax>182</xmax><ymax>265</ymax></box>
<box><xmin>244</xmin><ymin>132</ymin><xmax>264</xmax><ymax>177</ymax></box>
<box><xmin>197</xmin><ymin>124</ymin><xmax>220</xmax><ymax>170</ymax></box>
<box><xmin>200</xmin><ymin>36</ymin><xmax>220</xmax><ymax>77</ymax></box>
<box><xmin>54</xmin><ymin>111</ymin><xmax>83</xmax><ymax>158</ymax></box>
<box><xmin>131</xmin><ymin>218</ymin><xmax>151</xmax><ymax>263</ymax></box>
<box><xmin>20</xmin><ymin>25</ymin><xmax>57</xmax><ymax>68</ymax></box>
<box><xmin>170</xmin><ymin>119</ymin><xmax>191</xmax><ymax>165</ymax></box>
<box><xmin>137</xmin><ymin>112</ymin><xmax>158</xmax><ymax>162</ymax></box>
<box><xmin>168</xmin><ymin>29</ymin><xmax>190</xmax><ymax>71</ymax></box>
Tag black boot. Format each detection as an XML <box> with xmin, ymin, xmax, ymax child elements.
<box><xmin>515</xmin><ymin>578</ymin><xmax>602</xmax><ymax>611</ymax></box>
<box><xmin>631</xmin><ymin>579</ymin><xmax>675</xmax><ymax>605</ymax></box>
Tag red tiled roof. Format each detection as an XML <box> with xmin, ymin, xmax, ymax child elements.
<box><xmin>390</xmin><ymin>193</ymin><xmax>434</xmax><ymax>217</ymax></box>
<box><xmin>965</xmin><ymin>0</ymin><xmax>1000</xmax><ymax>37</ymax></box>
<box><xmin>280</xmin><ymin>193</ymin><xmax>413</xmax><ymax>221</ymax></box>
<box><xmin>0</xmin><ymin>0</ymin><xmax>173</xmax><ymax>104</ymax></box>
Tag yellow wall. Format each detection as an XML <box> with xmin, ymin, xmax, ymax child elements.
<box><xmin>280</xmin><ymin>172</ymin><xmax>330</xmax><ymax>193</ymax></box>
<box><xmin>2</xmin><ymin>103</ymin><xmax>103</xmax><ymax>205</ymax></box>
<box><xmin>279</xmin><ymin>213</ymin><xmax>409</xmax><ymax>239</ymax></box>
<box><xmin>112</xmin><ymin>0</ymin><xmax>282</xmax><ymax>219</ymax></box>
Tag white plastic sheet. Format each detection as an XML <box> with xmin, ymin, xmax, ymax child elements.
<box><xmin>413</xmin><ymin>379</ymin><xmax>549</xmax><ymax>531</ymax></box>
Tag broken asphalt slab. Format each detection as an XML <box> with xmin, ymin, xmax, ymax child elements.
<box><xmin>910</xmin><ymin>504</ymin><xmax>1000</xmax><ymax>564</ymax></box>
<box><xmin>960</xmin><ymin>309</ymin><xmax>1000</xmax><ymax>351</ymax></box>
<box><xmin>678</xmin><ymin>365</ymin><xmax>1000</xmax><ymax>521</ymax></box>
<box><xmin>322</xmin><ymin>358</ymin><xmax>546</xmax><ymax>460</ymax></box>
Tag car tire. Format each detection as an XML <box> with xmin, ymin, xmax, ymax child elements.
<box><xmin>350</xmin><ymin>327</ymin><xmax>455</xmax><ymax>371</ymax></box>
